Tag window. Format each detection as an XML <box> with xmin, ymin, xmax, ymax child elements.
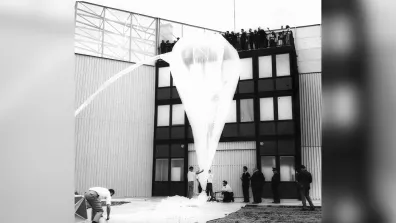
<box><xmin>276</xmin><ymin>54</ymin><xmax>290</xmax><ymax>76</ymax></box>
<box><xmin>157</xmin><ymin>105</ymin><xmax>170</xmax><ymax>126</ymax></box>
<box><xmin>260</xmin><ymin>98</ymin><xmax>274</xmax><ymax>121</ymax></box>
<box><xmin>259</xmin><ymin>56</ymin><xmax>272</xmax><ymax>78</ymax></box>
<box><xmin>158</xmin><ymin>67</ymin><xmax>171</xmax><ymax>87</ymax></box>
<box><xmin>280</xmin><ymin>156</ymin><xmax>295</xmax><ymax>181</ymax></box>
<box><xmin>170</xmin><ymin>158</ymin><xmax>184</xmax><ymax>181</ymax></box>
<box><xmin>240</xmin><ymin>58</ymin><xmax>253</xmax><ymax>80</ymax></box>
<box><xmin>172</xmin><ymin>104</ymin><xmax>185</xmax><ymax>125</ymax></box>
<box><xmin>225</xmin><ymin>100</ymin><xmax>237</xmax><ymax>123</ymax></box>
<box><xmin>278</xmin><ymin>96</ymin><xmax>293</xmax><ymax>120</ymax></box>
<box><xmin>240</xmin><ymin>99</ymin><xmax>254</xmax><ymax>122</ymax></box>
<box><xmin>261</xmin><ymin>156</ymin><xmax>276</xmax><ymax>182</ymax></box>
<box><xmin>155</xmin><ymin>159</ymin><xmax>169</xmax><ymax>181</ymax></box>
<box><xmin>155</xmin><ymin>145</ymin><xmax>169</xmax><ymax>157</ymax></box>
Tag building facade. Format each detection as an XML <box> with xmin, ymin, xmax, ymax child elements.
<box><xmin>73</xmin><ymin>2</ymin><xmax>321</xmax><ymax>200</ymax></box>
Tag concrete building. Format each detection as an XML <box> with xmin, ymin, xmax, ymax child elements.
<box><xmin>74</xmin><ymin>1</ymin><xmax>321</xmax><ymax>200</ymax></box>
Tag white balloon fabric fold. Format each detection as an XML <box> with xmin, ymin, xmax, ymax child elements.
<box><xmin>162</xmin><ymin>33</ymin><xmax>241</xmax><ymax>190</ymax></box>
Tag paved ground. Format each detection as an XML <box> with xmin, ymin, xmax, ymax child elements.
<box><xmin>76</xmin><ymin>197</ymin><xmax>321</xmax><ymax>223</ymax></box>
<box><xmin>208</xmin><ymin>206</ymin><xmax>322</xmax><ymax>223</ymax></box>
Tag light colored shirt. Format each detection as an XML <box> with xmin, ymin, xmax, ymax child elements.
<box><xmin>187</xmin><ymin>171</ymin><xmax>196</xmax><ymax>182</ymax></box>
<box><xmin>221</xmin><ymin>184</ymin><xmax>232</xmax><ymax>192</ymax></box>
<box><xmin>89</xmin><ymin>187</ymin><xmax>112</xmax><ymax>205</ymax></box>
<box><xmin>207</xmin><ymin>173</ymin><xmax>214</xmax><ymax>183</ymax></box>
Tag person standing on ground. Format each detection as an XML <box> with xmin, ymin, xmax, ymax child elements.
<box><xmin>296</xmin><ymin>165</ymin><xmax>315</xmax><ymax>211</ymax></box>
<box><xmin>84</xmin><ymin>187</ymin><xmax>115</xmax><ymax>223</ymax></box>
<box><xmin>271</xmin><ymin>167</ymin><xmax>280</xmax><ymax>203</ymax></box>
<box><xmin>240</xmin><ymin>166</ymin><xmax>251</xmax><ymax>202</ymax></box>
<box><xmin>250</xmin><ymin>167</ymin><xmax>265</xmax><ymax>204</ymax></box>
<box><xmin>187</xmin><ymin>166</ymin><xmax>204</xmax><ymax>199</ymax></box>
<box><xmin>206</xmin><ymin>170</ymin><xmax>214</xmax><ymax>201</ymax></box>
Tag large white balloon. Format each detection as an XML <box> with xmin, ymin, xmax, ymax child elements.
<box><xmin>162</xmin><ymin>33</ymin><xmax>241</xmax><ymax>191</ymax></box>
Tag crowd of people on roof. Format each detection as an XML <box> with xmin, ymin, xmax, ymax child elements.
<box><xmin>159</xmin><ymin>38</ymin><xmax>180</xmax><ymax>54</ymax></box>
<box><xmin>223</xmin><ymin>25</ymin><xmax>294</xmax><ymax>51</ymax></box>
<box><xmin>158</xmin><ymin>25</ymin><xmax>294</xmax><ymax>54</ymax></box>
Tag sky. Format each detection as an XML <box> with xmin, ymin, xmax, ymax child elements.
<box><xmin>77</xmin><ymin>0</ymin><xmax>321</xmax><ymax>32</ymax></box>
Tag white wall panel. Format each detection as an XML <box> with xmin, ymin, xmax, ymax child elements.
<box><xmin>74</xmin><ymin>54</ymin><xmax>155</xmax><ymax>197</ymax></box>
<box><xmin>297</xmin><ymin>48</ymin><xmax>322</xmax><ymax>62</ymax></box>
<box><xmin>299</xmin><ymin>72</ymin><xmax>322</xmax><ymax>200</ymax></box>
<box><xmin>295</xmin><ymin>25</ymin><xmax>322</xmax><ymax>73</ymax></box>
<box><xmin>188</xmin><ymin>142</ymin><xmax>256</xmax><ymax>198</ymax></box>
<box><xmin>295</xmin><ymin>26</ymin><xmax>321</xmax><ymax>39</ymax></box>
<box><xmin>297</xmin><ymin>60</ymin><xmax>322</xmax><ymax>73</ymax></box>
<box><xmin>301</xmin><ymin>146</ymin><xmax>322</xmax><ymax>200</ymax></box>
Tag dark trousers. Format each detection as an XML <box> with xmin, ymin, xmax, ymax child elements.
<box><xmin>198</xmin><ymin>182</ymin><xmax>202</xmax><ymax>194</ymax></box>
<box><xmin>206</xmin><ymin>183</ymin><xmax>214</xmax><ymax>198</ymax></box>
<box><xmin>255</xmin><ymin>40</ymin><xmax>260</xmax><ymax>49</ymax></box>
<box><xmin>240</xmin><ymin>39</ymin><xmax>246</xmax><ymax>50</ymax></box>
<box><xmin>272</xmin><ymin>185</ymin><xmax>280</xmax><ymax>202</ymax></box>
<box><xmin>242</xmin><ymin>184</ymin><xmax>249</xmax><ymax>202</ymax></box>
<box><xmin>300</xmin><ymin>187</ymin><xmax>315</xmax><ymax>209</ymax></box>
<box><xmin>249</xmin><ymin>40</ymin><xmax>254</xmax><ymax>50</ymax></box>
<box><xmin>252</xmin><ymin>186</ymin><xmax>263</xmax><ymax>203</ymax></box>
<box><xmin>222</xmin><ymin>192</ymin><xmax>234</xmax><ymax>202</ymax></box>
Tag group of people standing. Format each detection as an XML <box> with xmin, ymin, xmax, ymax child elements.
<box><xmin>223</xmin><ymin>25</ymin><xmax>294</xmax><ymax>51</ymax></box>
<box><xmin>241</xmin><ymin>165</ymin><xmax>315</xmax><ymax>211</ymax></box>
<box><xmin>187</xmin><ymin>164</ymin><xmax>315</xmax><ymax>211</ymax></box>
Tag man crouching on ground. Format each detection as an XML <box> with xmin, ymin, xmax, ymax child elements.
<box><xmin>84</xmin><ymin>187</ymin><xmax>115</xmax><ymax>223</ymax></box>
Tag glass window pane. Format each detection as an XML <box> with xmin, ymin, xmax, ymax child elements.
<box><xmin>278</xmin><ymin>96</ymin><xmax>293</xmax><ymax>120</ymax></box>
<box><xmin>158</xmin><ymin>67</ymin><xmax>171</xmax><ymax>87</ymax></box>
<box><xmin>260</xmin><ymin>98</ymin><xmax>274</xmax><ymax>121</ymax></box>
<box><xmin>225</xmin><ymin>100</ymin><xmax>237</xmax><ymax>123</ymax></box>
<box><xmin>240</xmin><ymin>99</ymin><xmax>254</xmax><ymax>122</ymax></box>
<box><xmin>157</xmin><ymin>105</ymin><xmax>170</xmax><ymax>126</ymax></box>
<box><xmin>276</xmin><ymin>54</ymin><xmax>290</xmax><ymax>76</ymax></box>
<box><xmin>261</xmin><ymin>156</ymin><xmax>276</xmax><ymax>182</ymax></box>
<box><xmin>172</xmin><ymin>104</ymin><xmax>184</xmax><ymax>125</ymax></box>
<box><xmin>240</xmin><ymin>58</ymin><xmax>253</xmax><ymax>80</ymax></box>
<box><xmin>155</xmin><ymin>144</ymin><xmax>169</xmax><ymax>157</ymax></box>
<box><xmin>155</xmin><ymin>159</ymin><xmax>169</xmax><ymax>181</ymax></box>
<box><xmin>280</xmin><ymin>156</ymin><xmax>295</xmax><ymax>181</ymax></box>
<box><xmin>171</xmin><ymin>158</ymin><xmax>184</xmax><ymax>181</ymax></box>
<box><xmin>259</xmin><ymin>56</ymin><xmax>272</xmax><ymax>78</ymax></box>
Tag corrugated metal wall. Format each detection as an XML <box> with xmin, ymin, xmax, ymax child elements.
<box><xmin>299</xmin><ymin>72</ymin><xmax>322</xmax><ymax>200</ymax></box>
<box><xmin>301</xmin><ymin>146</ymin><xmax>321</xmax><ymax>200</ymax></box>
<box><xmin>74</xmin><ymin>54</ymin><xmax>155</xmax><ymax>197</ymax></box>
<box><xmin>188</xmin><ymin>142</ymin><xmax>256</xmax><ymax>198</ymax></box>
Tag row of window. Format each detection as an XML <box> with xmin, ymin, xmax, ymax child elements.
<box><xmin>158</xmin><ymin>54</ymin><xmax>291</xmax><ymax>87</ymax></box>
<box><xmin>157</xmin><ymin>96</ymin><xmax>293</xmax><ymax>126</ymax></box>
<box><xmin>154</xmin><ymin>156</ymin><xmax>295</xmax><ymax>182</ymax></box>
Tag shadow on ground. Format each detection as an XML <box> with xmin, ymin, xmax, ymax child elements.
<box><xmin>207</xmin><ymin>206</ymin><xmax>322</xmax><ymax>223</ymax></box>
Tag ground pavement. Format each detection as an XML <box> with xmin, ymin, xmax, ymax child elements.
<box><xmin>76</xmin><ymin>197</ymin><xmax>321</xmax><ymax>223</ymax></box>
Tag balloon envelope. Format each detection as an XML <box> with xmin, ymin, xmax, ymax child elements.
<box><xmin>164</xmin><ymin>33</ymin><xmax>241</xmax><ymax>190</ymax></box>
